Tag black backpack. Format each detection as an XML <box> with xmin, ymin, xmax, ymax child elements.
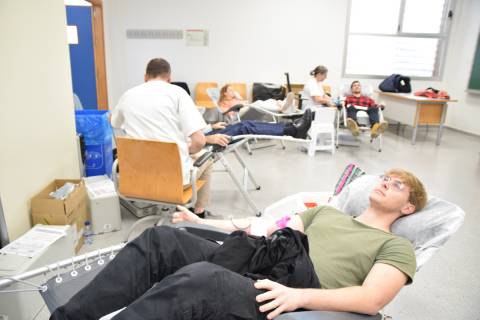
<box><xmin>379</xmin><ymin>74</ymin><xmax>412</xmax><ymax>93</ymax></box>
<box><xmin>252</xmin><ymin>83</ymin><xmax>286</xmax><ymax>101</ymax></box>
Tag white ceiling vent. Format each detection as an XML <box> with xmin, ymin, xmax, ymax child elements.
<box><xmin>126</xmin><ymin>29</ymin><xmax>183</xmax><ymax>40</ymax></box>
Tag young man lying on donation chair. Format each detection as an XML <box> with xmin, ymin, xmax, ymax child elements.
<box><xmin>50</xmin><ymin>169</ymin><xmax>426</xmax><ymax>320</ymax></box>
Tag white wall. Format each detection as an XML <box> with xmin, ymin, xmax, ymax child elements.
<box><xmin>103</xmin><ymin>0</ymin><xmax>349</xmax><ymax>104</ymax></box>
<box><xmin>0</xmin><ymin>0</ymin><xmax>80</xmax><ymax>239</ymax></box>
<box><xmin>441</xmin><ymin>0</ymin><xmax>480</xmax><ymax>135</ymax></box>
<box><xmin>103</xmin><ymin>0</ymin><xmax>480</xmax><ymax>135</ymax></box>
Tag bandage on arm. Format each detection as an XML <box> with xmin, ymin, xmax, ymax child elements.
<box><xmin>250</xmin><ymin>218</ymin><xmax>270</xmax><ymax>237</ymax></box>
<box><xmin>275</xmin><ymin>216</ymin><xmax>291</xmax><ymax>229</ymax></box>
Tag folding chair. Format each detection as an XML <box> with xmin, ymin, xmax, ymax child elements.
<box><xmin>207</xmin><ymin>86</ymin><xmax>302</xmax><ymax>154</ymax></box>
<box><xmin>112</xmin><ymin>137</ymin><xmax>212</xmax><ymax>241</ymax></box>
<box><xmin>194</xmin><ymin>82</ymin><xmax>218</xmax><ymax>108</ymax></box>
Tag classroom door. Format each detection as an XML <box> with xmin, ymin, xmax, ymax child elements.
<box><xmin>66</xmin><ymin>2</ymin><xmax>108</xmax><ymax>109</ymax></box>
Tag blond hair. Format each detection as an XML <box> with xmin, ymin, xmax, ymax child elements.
<box><xmin>386</xmin><ymin>169</ymin><xmax>427</xmax><ymax>212</ymax></box>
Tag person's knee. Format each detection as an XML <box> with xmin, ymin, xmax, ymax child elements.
<box><xmin>177</xmin><ymin>262</ymin><xmax>227</xmax><ymax>287</ymax></box>
<box><xmin>131</xmin><ymin>226</ymin><xmax>175</xmax><ymax>247</ymax></box>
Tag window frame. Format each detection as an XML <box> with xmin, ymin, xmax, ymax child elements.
<box><xmin>342</xmin><ymin>0</ymin><xmax>456</xmax><ymax>80</ymax></box>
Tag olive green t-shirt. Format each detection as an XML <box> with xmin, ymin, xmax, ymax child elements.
<box><xmin>299</xmin><ymin>206</ymin><xmax>416</xmax><ymax>289</ymax></box>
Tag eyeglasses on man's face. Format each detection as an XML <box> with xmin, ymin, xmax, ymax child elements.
<box><xmin>379</xmin><ymin>175</ymin><xmax>406</xmax><ymax>192</ymax></box>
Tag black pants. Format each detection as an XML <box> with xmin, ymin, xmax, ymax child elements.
<box><xmin>346</xmin><ymin>106</ymin><xmax>379</xmax><ymax>127</ymax></box>
<box><xmin>50</xmin><ymin>226</ymin><xmax>265</xmax><ymax>320</ymax></box>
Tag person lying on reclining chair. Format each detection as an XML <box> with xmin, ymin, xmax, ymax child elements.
<box><xmin>345</xmin><ymin>81</ymin><xmax>389</xmax><ymax>139</ymax></box>
<box><xmin>50</xmin><ymin>169</ymin><xmax>426</xmax><ymax>320</ymax></box>
<box><xmin>219</xmin><ymin>84</ymin><xmax>297</xmax><ymax>120</ymax></box>
<box><xmin>203</xmin><ymin>108</ymin><xmax>313</xmax><ymax>142</ymax></box>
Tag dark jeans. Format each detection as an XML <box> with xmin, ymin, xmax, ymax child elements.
<box><xmin>346</xmin><ymin>106</ymin><xmax>379</xmax><ymax>127</ymax></box>
<box><xmin>50</xmin><ymin>227</ymin><xmax>265</xmax><ymax>320</ymax></box>
<box><xmin>208</xmin><ymin>120</ymin><xmax>285</xmax><ymax>136</ymax></box>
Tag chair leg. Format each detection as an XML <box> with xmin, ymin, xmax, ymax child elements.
<box><xmin>233</xmin><ymin>149</ymin><xmax>261</xmax><ymax>190</ymax></box>
<box><xmin>246</xmin><ymin>141</ymin><xmax>253</xmax><ymax>155</ymax></box>
<box><xmin>331</xmin><ymin>130</ymin><xmax>335</xmax><ymax>155</ymax></box>
<box><xmin>217</xmin><ymin>152</ymin><xmax>262</xmax><ymax>216</ymax></box>
<box><xmin>308</xmin><ymin>130</ymin><xmax>317</xmax><ymax>157</ymax></box>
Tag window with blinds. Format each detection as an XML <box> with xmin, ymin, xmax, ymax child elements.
<box><xmin>343</xmin><ymin>0</ymin><xmax>454</xmax><ymax>79</ymax></box>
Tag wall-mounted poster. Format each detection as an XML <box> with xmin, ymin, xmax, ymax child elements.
<box><xmin>186</xmin><ymin>29</ymin><xmax>208</xmax><ymax>46</ymax></box>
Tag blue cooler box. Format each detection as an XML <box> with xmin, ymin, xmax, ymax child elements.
<box><xmin>75</xmin><ymin>110</ymin><xmax>113</xmax><ymax>177</ymax></box>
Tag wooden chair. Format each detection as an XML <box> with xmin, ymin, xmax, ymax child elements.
<box><xmin>113</xmin><ymin>137</ymin><xmax>207</xmax><ymax>240</ymax></box>
<box><xmin>194</xmin><ymin>82</ymin><xmax>218</xmax><ymax>108</ymax></box>
<box><xmin>227</xmin><ymin>82</ymin><xmax>248</xmax><ymax>101</ymax></box>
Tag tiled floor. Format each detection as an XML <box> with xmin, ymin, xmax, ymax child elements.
<box><xmin>36</xmin><ymin>125</ymin><xmax>480</xmax><ymax>319</ymax></box>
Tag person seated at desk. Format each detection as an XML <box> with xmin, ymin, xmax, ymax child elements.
<box><xmin>219</xmin><ymin>84</ymin><xmax>296</xmax><ymax>120</ymax></box>
<box><xmin>203</xmin><ymin>109</ymin><xmax>313</xmax><ymax>141</ymax></box>
<box><xmin>302</xmin><ymin>65</ymin><xmax>336</xmax><ymax>109</ymax></box>
<box><xmin>50</xmin><ymin>169</ymin><xmax>426</xmax><ymax>320</ymax></box>
<box><xmin>345</xmin><ymin>81</ymin><xmax>389</xmax><ymax>139</ymax></box>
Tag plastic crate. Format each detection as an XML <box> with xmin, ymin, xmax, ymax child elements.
<box><xmin>75</xmin><ymin>110</ymin><xmax>113</xmax><ymax>177</ymax></box>
<box><xmin>84</xmin><ymin>140</ymin><xmax>113</xmax><ymax>177</ymax></box>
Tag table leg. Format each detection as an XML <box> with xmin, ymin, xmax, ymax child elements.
<box><xmin>411</xmin><ymin>105</ymin><xmax>421</xmax><ymax>145</ymax></box>
<box><xmin>436</xmin><ymin>104</ymin><xmax>448</xmax><ymax>145</ymax></box>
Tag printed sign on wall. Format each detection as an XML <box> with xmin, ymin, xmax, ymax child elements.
<box><xmin>185</xmin><ymin>29</ymin><xmax>208</xmax><ymax>46</ymax></box>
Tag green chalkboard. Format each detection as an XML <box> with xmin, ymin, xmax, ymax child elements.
<box><xmin>468</xmin><ymin>32</ymin><xmax>480</xmax><ymax>93</ymax></box>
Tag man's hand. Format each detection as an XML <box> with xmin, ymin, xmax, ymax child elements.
<box><xmin>205</xmin><ymin>134</ymin><xmax>230</xmax><ymax>146</ymax></box>
<box><xmin>211</xmin><ymin>122</ymin><xmax>228</xmax><ymax>130</ymax></box>
<box><xmin>171</xmin><ymin>205</ymin><xmax>202</xmax><ymax>224</ymax></box>
<box><xmin>255</xmin><ymin>279</ymin><xmax>303</xmax><ymax>319</ymax></box>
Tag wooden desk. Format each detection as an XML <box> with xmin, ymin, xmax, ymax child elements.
<box><xmin>377</xmin><ymin>92</ymin><xmax>457</xmax><ymax>145</ymax></box>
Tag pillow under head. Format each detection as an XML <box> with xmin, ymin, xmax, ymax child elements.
<box><xmin>329</xmin><ymin>175</ymin><xmax>465</xmax><ymax>269</ymax></box>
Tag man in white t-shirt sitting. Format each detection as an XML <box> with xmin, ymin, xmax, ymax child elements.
<box><xmin>111</xmin><ymin>58</ymin><xmax>229</xmax><ymax>217</ymax></box>
<box><xmin>302</xmin><ymin>65</ymin><xmax>335</xmax><ymax>109</ymax></box>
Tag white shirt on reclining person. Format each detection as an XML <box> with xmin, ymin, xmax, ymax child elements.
<box><xmin>111</xmin><ymin>80</ymin><xmax>207</xmax><ymax>185</ymax></box>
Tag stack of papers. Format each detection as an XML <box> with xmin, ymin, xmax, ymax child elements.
<box><xmin>84</xmin><ymin>175</ymin><xmax>117</xmax><ymax>198</ymax></box>
<box><xmin>0</xmin><ymin>225</ymin><xmax>65</xmax><ymax>258</ymax></box>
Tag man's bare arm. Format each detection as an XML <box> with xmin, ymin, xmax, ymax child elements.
<box><xmin>172</xmin><ymin>206</ymin><xmax>304</xmax><ymax>236</ymax></box>
<box><xmin>189</xmin><ymin>130</ymin><xmax>206</xmax><ymax>154</ymax></box>
<box><xmin>255</xmin><ymin>263</ymin><xmax>408</xmax><ymax>319</ymax></box>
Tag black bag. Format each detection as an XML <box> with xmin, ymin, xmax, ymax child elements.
<box><xmin>252</xmin><ymin>82</ymin><xmax>286</xmax><ymax>101</ymax></box>
<box><xmin>379</xmin><ymin>74</ymin><xmax>412</xmax><ymax>93</ymax></box>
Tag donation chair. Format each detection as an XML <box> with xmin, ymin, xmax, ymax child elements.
<box><xmin>112</xmin><ymin>137</ymin><xmax>212</xmax><ymax>241</ymax></box>
<box><xmin>206</xmin><ymin>86</ymin><xmax>305</xmax><ymax>154</ymax></box>
<box><xmin>1</xmin><ymin>169</ymin><xmax>464</xmax><ymax>319</ymax></box>
<box><xmin>338</xmin><ymin>83</ymin><xmax>385</xmax><ymax>152</ymax></box>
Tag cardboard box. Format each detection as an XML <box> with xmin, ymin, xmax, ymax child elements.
<box><xmin>31</xmin><ymin>179</ymin><xmax>91</xmax><ymax>253</ymax></box>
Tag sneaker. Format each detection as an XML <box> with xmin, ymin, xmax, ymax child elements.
<box><xmin>280</xmin><ymin>92</ymin><xmax>295</xmax><ymax>113</ymax></box>
<box><xmin>371</xmin><ymin>121</ymin><xmax>388</xmax><ymax>139</ymax></box>
<box><xmin>346</xmin><ymin>118</ymin><xmax>360</xmax><ymax>136</ymax></box>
